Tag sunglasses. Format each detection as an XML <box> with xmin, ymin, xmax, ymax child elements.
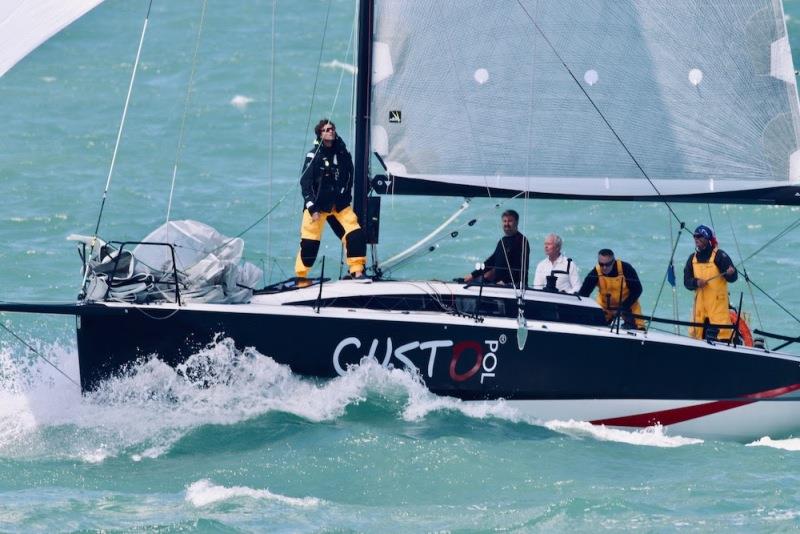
<box><xmin>598</xmin><ymin>259</ymin><xmax>614</xmax><ymax>267</ymax></box>
<box><xmin>321</xmin><ymin>127</ymin><xmax>335</xmax><ymax>133</ymax></box>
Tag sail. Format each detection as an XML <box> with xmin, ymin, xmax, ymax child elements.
<box><xmin>369</xmin><ymin>0</ymin><xmax>800</xmax><ymax>203</ymax></box>
<box><xmin>0</xmin><ymin>0</ymin><xmax>104</xmax><ymax>78</ymax></box>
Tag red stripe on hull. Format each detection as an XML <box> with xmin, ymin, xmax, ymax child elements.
<box><xmin>591</xmin><ymin>383</ymin><xmax>800</xmax><ymax>427</ymax></box>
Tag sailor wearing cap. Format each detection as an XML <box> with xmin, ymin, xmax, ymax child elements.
<box><xmin>683</xmin><ymin>225</ymin><xmax>738</xmax><ymax>340</ymax></box>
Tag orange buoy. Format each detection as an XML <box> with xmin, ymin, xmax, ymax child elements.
<box><xmin>729</xmin><ymin>310</ymin><xmax>754</xmax><ymax>347</ymax></box>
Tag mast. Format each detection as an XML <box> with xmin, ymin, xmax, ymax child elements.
<box><xmin>353</xmin><ymin>0</ymin><xmax>374</xmax><ymax>227</ymax></box>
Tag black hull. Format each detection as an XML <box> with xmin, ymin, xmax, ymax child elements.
<box><xmin>76</xmin><ymin>304</ymin><xmax>800</xmax><ymax>404</ymax></box>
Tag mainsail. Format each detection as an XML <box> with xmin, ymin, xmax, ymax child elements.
<box><xmin>369</xmin><ymin>0</ymin><xmax>800</xmax><ymax>203</ymax></box>
<box><xmin>0</xmin><ymin>0</ymin><xmax>104</xmax><ymax>78</ymax></box>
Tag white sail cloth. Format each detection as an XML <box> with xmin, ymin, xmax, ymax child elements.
<box><xmin>131</xmin><ymin>220</ymin><xmax>263</xmax><ymax>304</ymax></box>
<box><xmin>0</xmin><ymin>0</ymin><xmax>104</xmax><ymax>78</ymax></box>
<box><xmin>371</xmin><ymin>0</ymin><xmax>800</xmax><ymax>198</ymax></box>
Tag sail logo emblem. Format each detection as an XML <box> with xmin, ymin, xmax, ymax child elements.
<box><xmin>332</xmin><ymin>336</ymin><xmax>505</xmax><ymax>383</ymax></box>
<box><xmin>389</xmin><ymin>110</ymin><xmax>402</xmax><ymax>123</ymax></box>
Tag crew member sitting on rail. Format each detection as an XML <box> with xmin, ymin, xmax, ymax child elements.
<box><xmin>579</xmin><ymin>248</ymin><xmax>644</xmax><ymax>329</ymax></box>
<box><xmin>683</xmin><ymin>225</ymin><xmax>738</xmax><ymax>341</ymax></box>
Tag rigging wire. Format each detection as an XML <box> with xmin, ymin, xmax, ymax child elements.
<box><xmin>0</xmin><ymin>322</ymin><xmax>81</xmax><ymax>389</ymax></box>
<box><xmin>299</xmin><ymin>0</ymin><xmax>333</xmax><ymax>158</ymax></box>
<box><xmin>380</xmin><ymin>199</ymin><xmax>472</xmax><ymax>270</ymax></box>
<box><xmin>746</xmin><ymin>276</ymin><xmax>800</xmax><ymax>327</ymax></box>
<box><xmin>81</xmin><ymin>0</ymin><xmax>154</xmax><ymax>292</ymax></box>
<box><xmin>198</xmin><ymin>0</ymin><xmax>353</xmax><ymax>267</ymax></box>
<box><xmin>705</xmin><ymin>204</ymin><xmax>716</xmax><ymax>232</ymax></box>
<box><xmin>324</xmin><ymin>9</ymin><xmax>357</xmax><ymax>278</ymax></box>
<box><xmin>725</xmin><ymin>209</ymin><xmax>766</xmax><ymax>342</ymax></box>
<box><xmin>513</xmin><ymin>0</ymin><xmax>684</xmax><ymax>228</ymax></box>
<box><xmin>513</xmin><ymin>0</ymin><xmax>800</xmax><ymax>336</ymax></box>
<box><xmin>382</xmin><ymin>194</ymin><xmax>526</xmax><ymax>276</ymax></box>
<box><xmin>429</xmin><ymin>3</ymin><xmax>526</xmax><ymax>297</ymax></box>
<box><xmin>220</xmin><ymin>0</ymin><xmax>353</xmax><ymax>275</ymax></box>
<box><xmin>644</xmin><ymin>221</ymin><xmax>685</xmax><ymax>334</ymax></box>
<box><xmin>165</xmin><ymin>0</ymin><xmax>209</xmax><ymax>224</ymax></box>
<box><xmin>729</xmin><ymin>210</ymin><xmax>800</xmax><ymax>335</ymax></box>
<box><xmin>738</xmin><ymin>212</ymin><xmax>800</xmax><ymax>264</ymax></box>
<box><xmin>669</xmin><ymin>209</ymin><xmax>680</xmax><ymax>332</ymax></box>
<box><xmin>266</xmin><ymin>0</ymin><xmax>277</xmax><ymax>283</ymax></box>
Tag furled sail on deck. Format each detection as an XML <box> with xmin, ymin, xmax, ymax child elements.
<box><xmin>0</xmin><ymin>0</ymin><xmax>104</xmax><ymax>78</ymax></box>
<box><xmin>370</xmin><ymin>0</ymin><xmax>800</xmax><ymax>203</ymax></box>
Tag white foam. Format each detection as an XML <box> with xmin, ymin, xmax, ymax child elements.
<box><xmin>545</xmin><ymin>419</ymin><xmax>704</xmax><ymax>447</ymax></box>
<box><xmin>747</xmin><ymin>436</ymin><xmax>800</xmax><ymax>451</ymax></box>
<box><xmin>8</xmin><ymin>337</ymin><xmax>709</xmax><ymax>462</ymax></box>
<box><xmin>321</xmin><ymin>59</ymin><xmax>356</xmax><ymax>74</ymax></box>
<box><xmin>185</xmin><ymin>479</ymin><xmax>321</xmax><ymax>508</ymax></box>
<box><xmin>0</xmin><ymin>339</ymin><xmax>425</xmax><ymax>462</ymax></box>
<box><xmin>229</xmin><ymin>94</ymin><xmax>254</xmax><ymax>110</ymax></box>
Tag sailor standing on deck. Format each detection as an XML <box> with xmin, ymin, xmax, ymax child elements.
<box><xmin>683</xmin><ymin>225</ymin><xmax>738</xmax><ymax>340</ymax></box>
<box><xmin>295</xmin><ymin>119</ymin><xmax>367</xmax><ymax>282</ymax></box>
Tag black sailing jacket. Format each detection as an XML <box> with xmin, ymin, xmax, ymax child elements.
<box><xmin>299</xmin><ymin>137</ymin><xmax>354</xmax><ymax>213</ymax></box>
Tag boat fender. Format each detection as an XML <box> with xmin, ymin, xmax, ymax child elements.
<box><xmin>729</xmin><ymin>309</ymin><xmax>753</xmax><ymax>347</ymax></box>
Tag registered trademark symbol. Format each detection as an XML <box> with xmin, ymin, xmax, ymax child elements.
<box><xmin>499</xmin><ymin>334</ymin><xmax>507</xmax><ymax>344</ymax></box>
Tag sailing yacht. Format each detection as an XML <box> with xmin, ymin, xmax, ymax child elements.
<box><xmin>3</xmin><ymin>0</ymin><xmax>800</xmax><ymax>441</ymax></box>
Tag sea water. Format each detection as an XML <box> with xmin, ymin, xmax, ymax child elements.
<box><xmin>2</xmin><ymin>0</ymin><xmax>800</xmax><ymax>531</ymax></box>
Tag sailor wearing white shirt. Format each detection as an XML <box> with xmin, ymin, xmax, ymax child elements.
<box><xmin>532</xmin><ymin>233</ymin><xmax>580</xmax><ymax>293</ymax></box>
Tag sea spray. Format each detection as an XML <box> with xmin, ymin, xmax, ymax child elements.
<box><xmin>545</xmin><ymin>420</ymin><xmax>704</xmax><ymax>448</ymax></box>
<box><xmin>185</xmin><ymin>479</ymin><xmax>322</xmax><ymax>508</ymax></box>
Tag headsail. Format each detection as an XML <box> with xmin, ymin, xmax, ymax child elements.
<box><xmin>370</xmin><ymin>0</ymin><xmax>800</xmax><ymax>204</ymax></box>
<box><xmin>0</xmin><ymin>0</ymin><xmax>104</xmax><ymax>78</ymax></box>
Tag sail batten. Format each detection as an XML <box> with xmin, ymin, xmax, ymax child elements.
<box><xmin>370</xmin><ymin>0</ymin><xmax>800</xmax><ymax>202</ymax></box>
<box><xmin>0</xmin><ymin>0</ymin><xmax>104</xmax><ymax>79</ymax></box>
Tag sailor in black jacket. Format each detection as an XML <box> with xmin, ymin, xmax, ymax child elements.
<box><xmin>464</xmin><ymin>210</ymin><xmax>530</xmax><ymax>288</ymax></box>
<box><xmin>295</xmin><ymin>119</ymin><xmax>366</xmax><ymax>280</ymax></box>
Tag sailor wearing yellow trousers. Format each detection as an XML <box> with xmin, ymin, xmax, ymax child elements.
<box><xmin>578</xmin><ymin>248</ymin><xmax>644</xmax><ymax>329</ymax></box>
<box><xmin>295</xmin><ymin>119</ymin><xmax>366</xmax><ymax>280</ymax></box>
<box><xmin>683</xmin><ymin>225</ymin><xmax>738</xmax><ymax>340</ymax></box>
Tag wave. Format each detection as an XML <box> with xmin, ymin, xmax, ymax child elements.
<box><xmin>544</xmin><ymin>419</ymin><xmax>703</xmax><ymax>448</ymax></box>
<box><xmin>747</xmin><ymin>436</ymin><xmax>800</xmax><ymax>451</ymax></box>
<box><xmin>185</xmin><ymin>479</ymin><xmax>322</xmax><ymax>508</ymax></box>
<box><xmin>0</xmin><ymin>338</ymin><xmax>713</xmax><ymax>462</ymax></box>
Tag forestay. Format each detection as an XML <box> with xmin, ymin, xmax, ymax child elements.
<box><xmin>370</xmin><ymin>0</ymin><xmax>800</xmax><ymax>201</ymax></box>
<box><xmin>0</xmin><ymin>0</ymin><xmax>104</xmax><ymax>78</ymax></box>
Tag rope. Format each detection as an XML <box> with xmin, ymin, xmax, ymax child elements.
<box><xmin>266</xmin><ymin>0</ymin><xmax>277</xmax><ymax>283</ymax></box>
<box><xmin>725</xmin><ymin>209</ymin><xmax>765</xmax><ymax>336</ymax></box>
<box><xmin>298</xmin><ymin>0</ymin><xmax>333</xmax><ymax>159</ymax></box>
<box><xmin>423</xmin><ymin>3</ymin><xmax>527</xmax><ymax>298</ymax></box>
<box><xmin>739</xmin><ymin>212</ymin><xmax>800</xmax><ymax>264</ymax></box>
<box><xmin>201</xmin><ymin>0</ymin><xmax>353</xmax><ymax>270</ymax></box>
<box><xmin>166</xmin><ymin>0</ymin><xmax>209</xmax><ymax>224</ymax></box>
<box><xmin>514</xmin><ymin>0</ymin><xmax>683</xmax><ymax>228</ymax></box>
<box><xmin>669</xmin><ymin>210</ymin><xmax>679</xmax><ymax>332</ymax></box>
<box><xmin>746</xmin><ymin>276</ymin><xmax>800</xmax><ymax>327</ymax></box>
<box><xmin>645</xmin><ymin>222</ymin><xmax>685</xmax><ymax>334</ymax></box>
<box><xmin>381</xmin><ymin>199</ymin><xmax>472</xmax><ymax>270</ymax></box>
<box><xmin>81</xmin><ymin>0</ymin><xmax>154</xmax><ymax>293</ymax></box>
<box><xmin>0</xmin><ymin>322</ymin><xmax>81</xmax><ymax>389</ymax></box>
